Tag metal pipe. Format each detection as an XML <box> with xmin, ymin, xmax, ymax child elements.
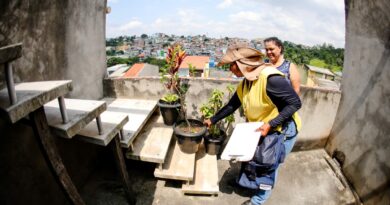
<box><xmin>120</xmin><ymin>129</ymin><xmax>125</xmax><ymax>141</ymax></box>
<box><xmin>5</xmin><ymin>62</ymin><xmax>17</xmax><ymax>105</ymax></box>
<box><xmin>96</xmin><ymin>116</ymin><xmax>104</xmax><ymax>135</ymax></box>
<box><xmin>58</xmin><ymin>96</ymin><xmax>69</xmax><ymax>124</ymax></box>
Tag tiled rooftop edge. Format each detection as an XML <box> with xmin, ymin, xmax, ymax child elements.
<box><xmin>104</xmin><ymin>76</ymin><xmax>341</xmax><ymax>93</ymax></box>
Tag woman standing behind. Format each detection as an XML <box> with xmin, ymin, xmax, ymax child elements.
<box><xmin>264</xmin><ymin>37</ymin><xmax>301</xmax><ymax>94</ymax></box>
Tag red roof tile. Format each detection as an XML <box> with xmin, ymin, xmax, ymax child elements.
<box><xmin>123</xmin><ymin>63</ymin><xmax>144</xmax><ymax>78</ymax></box>
<box><xmin>179</xmin><ymin>56</ymin><xmax>209</xmax><ymax>70</ymax></box>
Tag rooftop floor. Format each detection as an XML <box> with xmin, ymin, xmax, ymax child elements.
<box><xmin>81</xmin><ymin>149</ymin><xmax>357</xmax><ymax>205</ymax></box>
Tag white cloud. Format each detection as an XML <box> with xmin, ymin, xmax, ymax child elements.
<box><xmin>217</xmin><ymin>0</ymin><xmax>233</xmax><ymax>9</ymax></box>
<box><xmin>106</xmin><ymin>20</ymin><xmax>143</xmax><ymax>38</ymax></box>
<box><xmin>119</xmin><ymin>20</ymin><xmax>143</xmax><ymax>31</ymax></box>
<box><xmin>229</xmin><ymin>11</ymin><xmax>263</xmax><ymax>22</ymax></box>
<box><xmin>312</xmin><ymin>0</ymin><xmax>344</xmax><ymax>12</ymax></box>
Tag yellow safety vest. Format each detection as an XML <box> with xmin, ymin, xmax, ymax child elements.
<box><xmin>236</xmin><ymin>66</ymin><xmax>302</xmax><ymax>132</ymax></box>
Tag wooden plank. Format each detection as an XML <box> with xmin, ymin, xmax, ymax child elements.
<box><xmin>154</xmin><ymin>138</ymin><xmax>196</xmax><ymax>181</ymax></box>
<box><xmin>102</xmin><ymin>98</ymin><xmax>157</xmax><ymax>148</ymax></box>
<box><xmin>44</xmin><ymin>98</ymin><xmax>106</xmax><ymax>139</ymax></box>
<box><xmin>76</xmin><ymin>111</ymin><xmax>129</xmax><ymax>146</ymax></box>
<box><xmin>110</xmin><ymin>135</ymin><xmax>136</xmax><ymax>204</ymax></box>
<box><xmin>126</xmin><ymin>114</ymin><xmax>173</xmax><ymax>163</ymax></box>
<box><xmin>0</xmin><ymin>80</ymin><xmax>72</xmax><ymax>123</ymax></box>
<box><xmin>182</xmin><ymin>145</ymin><xmax>219</xmax><ymax>195</ymax></box>
<box><xmin>0</xmin><ymin>43</ymin><xmax>22</xmax><ymax>64</ymax></box>
<box><xmin>30</xmin><ymin>106</ymin><xmax>85</xmax><ymax>205</ymax></box>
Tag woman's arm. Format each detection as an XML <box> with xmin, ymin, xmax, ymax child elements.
<box><xmin>209</xmin><ymin>92</ymin><xmax>241</xmax><ymax>125</ymax></box>
<box><xmin>289</xmin><ymin>63</ymin><xmax>301</xmax><ymax>95</ymax></box>
<box><xmin>266</xmin><ymin>75</ymin><xmax>302</xmax><ymax>128</ymax></box>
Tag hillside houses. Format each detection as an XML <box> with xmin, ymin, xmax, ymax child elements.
<box><xmin>107</xmin><ymin>33</ymin><xmax>260</xmax><ymax>62</ymax></box>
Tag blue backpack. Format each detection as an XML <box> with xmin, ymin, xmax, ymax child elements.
<box><xmin>237</xmin><ymin>131</ymin><xmax>286</xmax><ymax>190</ymax></box>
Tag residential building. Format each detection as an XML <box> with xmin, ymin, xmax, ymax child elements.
<box><xmin>106</xmin><ymin>64</ymin><xmax>128</xmax><ymax>77</ymax></box>
<box><xmin>108</xmin><ymin>64</ymin><xmax>130</xmax><ymax>78</ymax></box>
<box><xmin>178</xmin><ymin>56</ymin><xmax>210</xmax><ymax>77</ymax></box>
<box><xmin>304</xmin><ymin>65</ymin><xmax>339</xmax><ymax>89</ymax></box>
<box><xmin>115</xmin><ymin>44</ymin><xmax>130</xmax><ymax>52</ymax></box>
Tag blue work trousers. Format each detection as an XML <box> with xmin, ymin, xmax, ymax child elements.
<box><xmin>251</xmin><ymin>120</ymin><xmax>298</xmax><ymax>205</ymax></box>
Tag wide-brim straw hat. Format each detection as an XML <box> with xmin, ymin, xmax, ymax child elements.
<box><xmin>218</xmin><ymin>47</ymin><xmax>265</xmax><ymax>81</ymax></box>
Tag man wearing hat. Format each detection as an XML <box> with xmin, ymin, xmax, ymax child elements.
<box><xmin>204</xmin><ymin>47</ymin><xmax>302</xmax><ymax>205</ymax></box>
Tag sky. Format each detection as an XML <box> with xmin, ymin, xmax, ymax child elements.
<box><xmin>106</xmin><ymin>0</ymin><xmax>345</xmax><ymax>48</ymax></box>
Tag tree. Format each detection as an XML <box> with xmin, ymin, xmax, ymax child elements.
<box><xmin>163</xmin><ymin>43</ymin><xmax>170</xmax><ymax>48</ymax></box>
<box><xmin>141</xmin><ymin>34</ymin><xmax>148</xmax><ymax>39</ymax></box>
<box><xmin>106</xmin><ymin>50</ymin><xmax>115</xmax><ymax>56</ymax></box>
<box><xmin>107</xmin><ymin>57</ymin><xmax>129</xmax><ymax>67</ymax></box>
<box><xmin>128</xmin><ymin>57</ymin><xmax>140</xmax><ymax>65</ymax></box>
<box><xmin>144</xmin><ymin>57</ymin><xmax>167</xmax><ymax>68</ymax></box>
<box><xmin>283</xmin><ymin>40</ymin><xmax>344</xmax><ymax>72</ymax></box>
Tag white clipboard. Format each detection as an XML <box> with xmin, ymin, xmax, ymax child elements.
<box><xmin>221</xmin><ymin>122</ymin><xmax>263</xmax><ymax>162</ymax></box>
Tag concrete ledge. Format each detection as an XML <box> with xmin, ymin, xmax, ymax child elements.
<box><xmin>0</xmin><ymin>80</ymin><xmax>72</xmax><ymax>123</ymax></box>
<box><xmin>45</xmin><ymin>98</ymin><xmax>107</xmax><ymax>139</ymax></box>
<box><xmin>76</xmin><ymin>111</ymin><xmax>129</xmax><ymax>146</ymax></box>
<box><xmin>0</xmin><ymin>43</ymin><xmax>22</xmax><ymax>64</ymax></box>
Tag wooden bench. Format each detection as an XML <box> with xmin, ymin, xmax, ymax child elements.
<box><xmin>182</xmin><ymin>144</ymin><xmax>219</xmax><ymax>195</ymax></box>
<box><xmin>154</xmin><ymin>137</ymin><xmax>196</xmax><ymax>181</ymax></box>
<box><xmin>102</xmin><ymin>98</ymin><xmax>157</xmax><ymax>148</ymax></box>
<box><xmin>126</xmin><ymin>113</ymin><xmax>173</xmax><ymax>163</ymax></box>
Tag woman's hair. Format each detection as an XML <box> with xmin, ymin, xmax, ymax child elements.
<box><xmin>264</xmin><ymin>37</ymin><xmax>284</xmax><ymax>54</ymax></box>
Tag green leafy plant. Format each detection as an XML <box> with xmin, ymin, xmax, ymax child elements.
<box><xmin>161</xmin><ymin>93</ymin><xmax>179</xmax><ymax>103</ymax></box>
<box><xmin>188</xmin><ymin>63</ymin><xmax>196</xmax><ymax>77</ymax></box>
<box><xmin>200</xmin><ymin>84</ymin><xmax>236</xmax><ymax>137</ymax></box>
<box><xmin>160</xmin><ymin>44</ymin><xmax>192</xmax><ymax>128</ymax></box>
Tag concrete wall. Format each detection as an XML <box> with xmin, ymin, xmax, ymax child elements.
<box><xmin>0</xmin><ymin>0</ymin><xmax>107</xmax><ymax>204</ymax></box>
<box><xmin>325</xmin><ymin>1</ymin><xmax>390</xmax><ymax>204</ymax></box>
<box><xmin>104</xmin><ymin>77</ymin><xmax>341</xmax><ymax>150</ymax></box>
<box><xmin>0</xmin><ymin>0</ymin><xmax>107</xmax><ymax>99</ymax></box>
<box><xmin>65</xmin><ymin>0</ymin><xmax>107</xmax><ymax>99</ymax></box>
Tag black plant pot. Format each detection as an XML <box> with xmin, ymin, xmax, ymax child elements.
<box><xmin>204</xmin><ymin>129</ymin><xmax>226</xmax><ymax>155</ymax></box>
<box><xmin>174</xmin><ymin>119</ymin><xmax>207</xmax><ymax>154</ymax></box>
<box><xmin>157</xmin><ymin>99</ymin><xmax>181</xmax><ymax>126</ymax></box>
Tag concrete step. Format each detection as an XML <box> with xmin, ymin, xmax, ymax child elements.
<box><xmin>76</xmin><ymin>111</ymin><xmax>129</xmax><ymax>146</ymax></box>
<box><xmin>126</xmin><ymin>113</ymin><xmax>173</xmax><ymax>163</ymax></box>
<box><xmin>44</xmin><ymin>98</ymin><xmax>106</xmax><ymax>139</ymax></box>
<box><xmin>102</xmin><ymin>98</ymin><xmax>157</xmax><ymax>148</ymax></box>
<box><xmin>0</xmin><ymin>80</ymin><xmax>72</xmax><ymax>123</ymax></box>
<box><xmin>182</xmin><ymin>144</ymin><xmax>219</xmax><ymax>195</ymax></box>
<box><xmin>0</xmin><ymin>43</ymin><xmax>22</xmax><ymax>64</ymax></box>
<box><xmin>154</xmin><ymin>138</ymin><xmax>196</xmax><ymax>181</ymax></box>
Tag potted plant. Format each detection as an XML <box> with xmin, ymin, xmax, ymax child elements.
<box><xmin>159</xmin><ymin>44</ymin><xmax>207</xmax><ymax>153</ymax></box>
<box><xmin>200</xmin><ymin>85</ymin><xmax>235</xmax><ymax>155</ymax></box>
<box><xmin>158</xmin><ymin>93</ymin><xmax>180</xmax><ymax>125</ymax></box>
<box><xmin>158</xmin><ymin>44</ymin><xmax>186</xmax><ymax>125</ymax></box>
<box><xmin>174</xmin><ymin>77</ymin><xmax>207</xmax><ymax>154</ymax></box>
